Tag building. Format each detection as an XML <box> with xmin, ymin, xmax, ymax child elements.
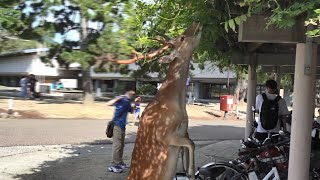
<box><xmin>91</xmin><ymin>62</ymin><xmax>237</xmax><ymax>101</ymax></box>
<box><xmin>0</xmin><ymin>49</ymin><xmax>237</xmax><ymax>100</ymax></box>
<box><xmin>0</xmin><ymin>49</ymin><xmax>80</xmax><ymax>88</ymax></box>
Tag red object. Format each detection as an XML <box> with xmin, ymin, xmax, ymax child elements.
<box><xmin>259</xmin><ymin>147</ymin><xmax>282</xmax><ymax>159</ymax></box>
<box><xmin>220</xmin><ymin>95</ymin><xmax>234</xmax><ymax>111</ymax></box>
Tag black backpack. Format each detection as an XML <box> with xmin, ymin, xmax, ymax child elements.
<box><xmin>260</xmin><ymin>93</ymin><xmax>281</xmax><ymax>130</ymax></box>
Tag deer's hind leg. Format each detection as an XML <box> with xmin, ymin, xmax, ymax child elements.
<box><xmin>169</xmin><ymin>136</ymin><xmax>195</xmax><ymax>180</ymax></box>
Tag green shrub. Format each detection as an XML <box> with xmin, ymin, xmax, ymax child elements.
<box><xmin>137</xmin><ymin>84</ymin><xmax>157</xmax><ymax>95</ymax></box>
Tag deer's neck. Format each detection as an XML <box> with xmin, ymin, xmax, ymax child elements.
<box><xmin>159</xmin><ymin>58</ymin><xmax>190</xmax><ymax>104</ymax></box>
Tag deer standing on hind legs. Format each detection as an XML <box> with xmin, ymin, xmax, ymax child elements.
<box><xmin>96</xmin><ymin>22</ymin><xmax>202</xmax><ymax>180</ymax></box>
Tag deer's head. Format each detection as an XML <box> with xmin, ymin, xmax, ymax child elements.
<box><xmin>158</xmin><ymin>22</ymin><xmax>202</xmax><ymax>64</ymax></box>
<box><xmin>95</xmin><ymin>22</ymin><xmax>202</xmax><ymax>66</ymax></box>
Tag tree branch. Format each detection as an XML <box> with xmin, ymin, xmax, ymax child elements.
<box><xmin>95</xmin><ymin>34</ymin><xmax>175</xmax><ymax>65</ymax></box>
<box><xmin>95</xmin><ymin>43</ymin><xmax>173</xmax><ymax>65</ymax></box>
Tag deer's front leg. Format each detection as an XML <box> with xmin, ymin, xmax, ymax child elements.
<box><xmin>169</xmin><ymin>137</ymin><xmax>195</xmax><ymax>180</ymax></box>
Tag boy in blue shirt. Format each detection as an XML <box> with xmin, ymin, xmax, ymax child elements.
<box><xmin>107</xmin><ymin>83</ymin><xmax>135</xmax><ymax>173</ymax></box>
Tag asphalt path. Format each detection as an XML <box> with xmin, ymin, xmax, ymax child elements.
<box><xmin>0</xmin><ymin>119</ymin><xmax>245</xmax><ymax>147</ymax></box>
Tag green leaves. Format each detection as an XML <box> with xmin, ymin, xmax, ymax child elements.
<box><xmin>10</xmin><ymin>0</ymin><xmax>140</xmax><ymax>72</ymax></box>
<box><xmin>305</xmin><ymin>8</ymin><xmax>320</xmax><ymax>37</ymax></box>
<box><xmin>228</xmin><ymin>19</ymin><xmax>236</xmax><ymax>32</ymax></box>
<box><xmin>61</xmin><ymin>51</ymin><xmax>94</xmax><ymax>69</ymax></box>
<box><xmin>242</xmin><ymin>0</ymin><xmax>320</xmax><ymax>32</ymax></box>
<box><xmin>306</xmin><ymin>29</ymin><xmax>320</xmax><ymax>37</ymax></box>
<box><xmin>223</xmin><ymin>14</ymin><xmax>248</xmax><ymax>33</ymax></box>
<box><xmin>0</xmin><ymin>7</ymin><xmax>25</xmax><ymax>34</ymax></box>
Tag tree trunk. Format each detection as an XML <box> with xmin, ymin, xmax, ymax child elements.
<box><xmin>82</xmin><ymin>69</ymin><xmax>94</xmax><ymax>104</ymax></box>
<box><xmin>80</xmin><ymin>14</ymin><xmax>94</xmax><ymax>104</ymax></box>
<box><xmin>234</xmin><ymin>76</ymin><xmax>248</xmax><ymax>103</ymax></box>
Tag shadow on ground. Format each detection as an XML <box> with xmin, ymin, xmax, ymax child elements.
<box><xmin>10</xmin><ymin>125</ymin><xmax>244</xmax><ymax>180</ymax></box>
<box><xmin>204</xmin><ymin>111</ymin><xmax>221</xmax><ymax>117</ymax></box>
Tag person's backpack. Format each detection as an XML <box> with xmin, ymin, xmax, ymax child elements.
<box><xmin>260</xmin><ymin>93</ymin><xmax>281</xmax><ymax>130</ymax></box>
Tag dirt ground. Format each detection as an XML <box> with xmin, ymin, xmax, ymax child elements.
<box><xmin>0</xmin><ymin>98</ymin><xmax>248</xmax><ymax>121</ymax></box>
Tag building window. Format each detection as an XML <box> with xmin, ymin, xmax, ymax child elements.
<box><xmin>201</xmin><ymin>83</ymin><xmax>235</xmax><ymax>99</ymax></box>
<box><xmin>102</xmin><ymin>80</ymin><xmax>114</xmax><ymax>92</ymax></box>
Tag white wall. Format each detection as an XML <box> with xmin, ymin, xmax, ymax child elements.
<box><xmin>30</xmin><ymin>55</ymin><xmax>58</xmax><ymax>76</ymax></box>
<box><xmin>91</xmin><ymin>62</ymin><xmax>236</xmax><ymax>79</ymax></box>
<box><xmin>0</xmin><ymin>54</ymin><xmax>58</xmax><ymax>76</ymax></box>
<box><xmin>0</xmin><ymin>55</ymin><xmax>33</xmax><ymax>75</ymax></box>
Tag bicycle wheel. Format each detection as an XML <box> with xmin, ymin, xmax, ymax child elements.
<box><xmin>195</xmin><ymin>162</ymin><xmax>248</xmax><ymax>180</ymax></box>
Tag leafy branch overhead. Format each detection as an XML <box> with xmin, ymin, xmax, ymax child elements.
<box><xmin>229</xmin><ymin>0</ymin><xmax>320</xmax><ymax>37</ymax></box>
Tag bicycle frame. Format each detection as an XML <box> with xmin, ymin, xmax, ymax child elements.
<box><xmin>248</xmin><ymin>166</ymin><xmax>280</xmax><ymax>180</ymax></box>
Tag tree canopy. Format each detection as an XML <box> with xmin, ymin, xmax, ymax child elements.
<box><xmin>0</xmin><ymin>0</ymin><xmax>37</xmax><ymax>53</ymax></box>
<box><xmin>238</xmin><ymin>0</ymin><xmax>320</xmax><ymax>37</ymax></box>
<box><xmin>17</xmin><ymin>0</ymin><xmax>137</xmax><ymax>68</ymax></box>
<box><xmin>0</xmin><ymin>0</ymin><xmax>25</xmax><ymax>34</ymax></box>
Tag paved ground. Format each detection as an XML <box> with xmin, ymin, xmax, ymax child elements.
<box><xmin>0</xmin><ymin>119</ymin><xmax>245</xmax><ymax>180</ymax></box>
<box><xmin>0</xmin><ymin>119</ymin><xmax>245</xmax><ymax>147</ymax></box>
<box><xmin>0</xmin><ymin>141</ymin><xmax>241</xmax><ymax>180</ymax></box>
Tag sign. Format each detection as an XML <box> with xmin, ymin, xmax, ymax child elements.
<box><xmin>227</xmin><ymin>98</ymin><xmax>233</xmax><ymax>105</ymax></box>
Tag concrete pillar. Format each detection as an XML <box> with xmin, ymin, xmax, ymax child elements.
<box><xmin>113</xmin><ymin>80</ymin><xmax>119</xmax><ymax>94</ymax></box>
<box><xmin>136</xmin><ymin>80</ymin><xmax>141</xmax><ymax>91</ymax></box>
<box><xmin>95</xmin><ymin>80</ymin><xmax>101</xmax><ymax>97</ymax></box>
<box><xmin>288</xmin><ymin>43</ymin><xmax>317</xmax><ymax>180</ymax></box>
<box><xmin>94</xmin><ymin>80</ymin><xmax>99</xmax><ymax>90</ymax></box>
<box><xmin>245</xmin><ymin>54</ymin><xmax>257</xmax><ymax>139</ymax></box>
<box><xmin>194</xmin><ymin>81</ymin><xmax>200</xmax><ymax>101</ymax></box>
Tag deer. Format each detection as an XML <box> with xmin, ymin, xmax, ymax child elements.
<box><xmin>96</xmin><ymin>22</ymin><xmax>202</xmax><ymax>180</ymax></box>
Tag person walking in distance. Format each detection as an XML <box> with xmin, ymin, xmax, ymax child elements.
<box><xmin>255</xmin><ymin>79</ymin><xmax>289</xmax><ymax>142</ymax></box>
<box><xmin>106</xmin><ymin>83</ymin><xmax>136</xmax><ymax>173</ymax></box>
<box><xmin>20</xmin><ymin>76</ymin><xmax>28</xmax><ymax>98</ymax></box>
<box><xmin>28</xmin><ymin>74</ymin><xmax>38</xmax><ymax>99</ymax></box>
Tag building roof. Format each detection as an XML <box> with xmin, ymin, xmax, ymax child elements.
<box><xmin>0</xmin><ymin>48</ymin><xmax>49</xmax><ymax>58</ymax></box>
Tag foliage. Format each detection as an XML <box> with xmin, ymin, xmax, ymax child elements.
<box><xmin>0</xmin><ymin>38</ymin><xmax>37</xmax><ymax>53</ymax></box>
<box><xmin>113</xmin><ymin>83</ymin><xmax>126</xmax><ymax>95</ymax></box>
<box><xmin>18</xmin><ymin>0</ymin><xmax>138</xmax><ymax>70</ymax></box>
<box><xmin>236</xmin><ymin>0</ymin><xmax>320</xmax><ymax>37</ymax></box>
<box><xmin>0</xmin><ymin>30</ymin><xmax>37</xmax><ymax>53</ymax></box>
<box><xmin>305</xmin><ymin>9</ymin><xmax>320</xmax><ymax>37</ymax></box>
<box><xmin>137</xmin><ymin>84</ymin><xmax>157</xmax><ymax>95</ymax></box>
<box><xmin>281</xmin><ymin>74</ymin><xmax>293</xmax><ymax>89</ymax></box>
<box><xmin>0</xmin><ymin>1</ymin><xmax>35</xmax><ymax>53</ymax></box>
<box><xmin>133</xmin><ymin>0</ymin><xmax>249</xmax><ymax>79</ymax></box>
<box><xmin>0</xmin><ymin>1</ymin><xmax>25</xmax><ymax>34</ymax></box>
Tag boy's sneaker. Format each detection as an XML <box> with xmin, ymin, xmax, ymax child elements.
<box><xmin>108</xmin><ymin>165</ymin><xmax>123</xmax><ymax>173</ymax></box>
<box><xmin>119</xmin><ymin>163</ymin><xmax>130</xmax><ymax>169</ymax></box>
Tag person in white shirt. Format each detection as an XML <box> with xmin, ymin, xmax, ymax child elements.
<box><xmin>255</xmin><ymin>79</ymin><xmax>289</xmax><ymax>141</ymax></box>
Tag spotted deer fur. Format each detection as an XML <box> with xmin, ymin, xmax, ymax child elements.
<box><xmin>127</xmin><ymin>22</ymin><xmax>202</xmax><ymax>180</ymax></box>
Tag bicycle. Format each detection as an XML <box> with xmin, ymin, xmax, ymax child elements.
<box><xmin>195</xmin><ymin>112</ymin><xmax>320</xmax><ymax>180</ymax></box>
<box><xmin>195</xmin><ymin>131</ymin><xmax>290</xmax><ymax>180</ymax></box>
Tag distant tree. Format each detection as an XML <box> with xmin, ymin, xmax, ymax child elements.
<box><xmin>17</xmin><ymin>0</ymin><xmax>138</xmax><ymax>103</ymax></box>
<box><xmin>0</xmin><ymin>1</ymin><xmax>38</xmax><ymax>53</ymax></box>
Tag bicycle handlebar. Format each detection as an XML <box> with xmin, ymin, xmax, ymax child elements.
<box><xmin>238</xmin><ymin>137</ymin><xmax>290</xmax><ymax>156</ymax></box>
